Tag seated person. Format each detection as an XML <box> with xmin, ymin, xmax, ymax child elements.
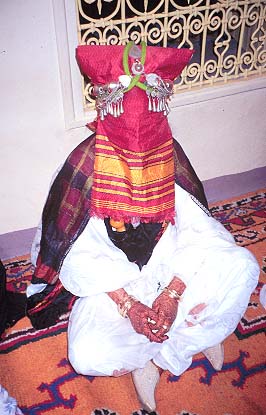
<box><xmin>26</xmin><ymin>42</ymin><xmax>259</xmax><ymax>412</ymax></box>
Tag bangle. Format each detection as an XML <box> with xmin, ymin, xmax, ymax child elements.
<box><xmin>163</xmin><ymin>287</ymin><xmax>183</xmax><ymax>301</ymax></box>
<box><xmin>118</xmin><ymin>295</ymin><xmax>138</xmax><ymax>318</ymax></box>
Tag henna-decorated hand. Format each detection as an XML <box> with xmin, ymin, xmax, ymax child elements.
<box><xmin>127</xmin><ymin>301</ymin><xmax>168</xmax><ymax>343</ymax></box>
<box><xmin>152</xmin><ymin>292</ymin><xmax>178</xmax><ymax>336</ymax></box>
<box><xmin>152</xmin><ymin>277</ymin><xmax>186</xmax><ymax>337</ymax></box>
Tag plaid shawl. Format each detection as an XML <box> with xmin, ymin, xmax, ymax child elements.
<box><xmin>27</xmin><ymin>133</ymin><xmax>208</xmax><ymax>329</ymax></box>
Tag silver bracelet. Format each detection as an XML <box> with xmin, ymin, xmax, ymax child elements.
<box><xmin>117</xmin><ymin>295</ymin><xmax>138</xmax><ymax>318</ymax></box>
<box><xmin>163</xmin><ymin>287</ymin><xmax>183</xmax><ymax>301</ymax></box>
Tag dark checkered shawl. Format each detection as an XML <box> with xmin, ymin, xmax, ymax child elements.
<box><xmin>27</xmin><ymin>133</ymin><xmax>208</xmax><ymax>329</ymax></box>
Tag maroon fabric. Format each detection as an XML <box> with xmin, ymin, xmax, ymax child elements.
<box><xmin>76</xmin><ymin>45</ymin><xmax>193</xmax><ymax>85</ymax></box>
<box><xmin>31</xmin><ymin>135</ymin><xmax>96</xmax><ymax>286</ymax></box>
<box><xmin>76</xmin><ymin>44</ymin><xmax>194</xmax><ymax>222</ymax></box>
<box><xmin>76</xmin><ymin>45</ymin><xmax>194</xmax><ymax>153</ymax></box>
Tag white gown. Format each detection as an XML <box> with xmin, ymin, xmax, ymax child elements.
<box><xmin>29</xmin><ymin>184</ymin><xmax>259</xmax><ymax>377</ymax></box>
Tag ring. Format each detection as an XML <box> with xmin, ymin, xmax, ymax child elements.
<box><xmin>162</xmin><ymin>325</ymin><xmax>168</xmax><ymax>330</ymax></box>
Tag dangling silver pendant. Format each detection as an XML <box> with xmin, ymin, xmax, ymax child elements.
<box><xmin>148</xmin><ymin>94</ymin><xmax>152</xmax><ymax>111</ymax></box>
<box><xmin>145</xmin><ymin>73</ymin><xmax>174</xmax><ymax>115</ymax></box>
<box><xmin>120</xmin><ymin>99</ymin><xmax>124</xmax><ymax>114</ymax></box>
<box><xmin>152</xmin><ymin>97</ymin><xmax>157</xmax><ymax>112</ymax></box>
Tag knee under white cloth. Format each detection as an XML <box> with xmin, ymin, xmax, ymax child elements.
<box><xmin>56</xmin><ymin>185</ymin><xmax>260</xmax><ymax>376</ymax></box>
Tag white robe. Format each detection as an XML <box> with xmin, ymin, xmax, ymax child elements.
<box><xmin>29</xmin><ymin>184</ymin><xmax>259</xmax><ymax>377</ymax></box>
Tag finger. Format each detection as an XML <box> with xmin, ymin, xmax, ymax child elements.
<box><xmin>144</xmin><ymin>320</ymin><xmax>160</xmax><ymax>336</ymax></box>
<box><xmin>152</xmin><ymin>303</ymin><xmax>159</xmax><ymax>314</ymax></box>
<box><xmin>160</xmin><ymin>333</ymin><xmax>169</xmax><ymax>341</ymax></box>
<box><xmin>157</xmin><ymin>324</ymin><xmax>169</xmax><ymax>333</ymax></box>
<box><xmin>150</xmin><ymin>318</ymin><xmax>164</xmax><ymax>332</ymax></box>
<box><xmin>157</xmin><ymin>313</ymin><xmax>167</xmax><ymax>328</ymax></box>
<box><xmin>149</xmin><ymin>324</ymin><xmax>168</xmax><ymax>342</ymax></box>
<box><xmin>147</xmin><ymin>317</ymin><xmax>157</xmax><ymax>326</ymax></box>
<box><xmin>155</xmin><ymin>317</ymin><xmax>172</xmax><ymax>337</ymax></box>
<box><xmin>154</xmin><ymin>329</ymin><xmax>169</xmax><ymax>342</ymax></box>
<box><xmin>164</xmin><ymin>318</ymin><xmax>173</xmax><ymax>328</ymax></box>
<box><xmin>142</xmin><ymin>321</ymin><xmax>164</xmax><ymax>343</ymax></box>
<box><xmin>147</xmin><ymin>312</ymin><xmax>160</xmax><ymax>329</ymax></box>
<box><xmin>145</xmin><ymin>329</ymin><xmax>163</xmax><ymax>343</ymax></box>
<box><xmin>156</xmin><ymin>326</ymin><xmax>168</xmax><ymax>339</ymax></box>
<box><xmin>149</xmin><ymin>308</ymin><xmax>161</xmax><ymax>321</ymax></box>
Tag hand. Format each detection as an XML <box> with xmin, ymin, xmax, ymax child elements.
<box><xmin>152</xmin><ymin>291</ymin><xmax>179</xmax><ymax>337</ymax></box>
<box><xmin>152</xmin><ymin>276</ymin><xmax>186</xmax><ymax>337</ymax></box>
<box><xmin>127</xmin><ymin>301</ymin><xmax>168</xmax><ymax>343</ymax></box>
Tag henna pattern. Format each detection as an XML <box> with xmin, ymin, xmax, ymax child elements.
<box><xmin>127</xmin><ymin>301</ymin><xmax>167</xmax><ymax>343</ymax></box>
<box><xmin>152</xmin><ymin>277</ymin><xmax>186</xmax><ymax>336</ymax></box>
<box><xmin>152</xmin><ymin>292</ymin><xmax>179</xmax><ymax>335</ymax></box>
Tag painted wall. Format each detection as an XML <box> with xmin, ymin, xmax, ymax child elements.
<box><xmin>169</xmin><ymin>86</ymin><xmax>266</xmax><ymax>179</ymax></box>
<box><xmin>0</xmin><ymin>0</ymin><xmax>265</xmax><ymax>234</ymax></box>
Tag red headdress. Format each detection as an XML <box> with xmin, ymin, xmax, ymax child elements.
<box><xmin>76</xmin><ymin>42</ymin><xmax>193</xmax><ymax>223</ymax></box>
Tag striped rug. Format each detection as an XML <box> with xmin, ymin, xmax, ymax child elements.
<box><xmin>0</xmin><ymin>189</ymin><xmax>265</xmax><ymax>415</ymax></box>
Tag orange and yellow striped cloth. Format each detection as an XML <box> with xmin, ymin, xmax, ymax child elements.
<box><xmin>90</xmin><ymin>134</ymin><xmax>176</xmax><ymax>223</ymax></box>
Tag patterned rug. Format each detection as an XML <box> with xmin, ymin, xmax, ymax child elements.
<box><xmin>0</xmin><ymin>189</ymin><xmax>265</xmax><ymax>415</ymax></box>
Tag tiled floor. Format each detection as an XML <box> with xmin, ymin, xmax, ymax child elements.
<box><xmin>0</xmin><ymin>166</ymin><xmax>265</xmax><ymax>261</ymax></box>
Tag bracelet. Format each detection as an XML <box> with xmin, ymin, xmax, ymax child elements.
<box><xmin>163</xmin><ymin>287</ymin><xmax>183</xmax><ymax>301</ymax></box>
<box><xmin>118</xmin><ymin>295</ymin><xmax>138</xmax><ymax>318</ymax></box>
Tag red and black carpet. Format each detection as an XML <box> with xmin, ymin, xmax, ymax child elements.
<box><xmin>0</xmin><ymin>189</ymin><xmax>265</xmax><ymax>415</ymax></box>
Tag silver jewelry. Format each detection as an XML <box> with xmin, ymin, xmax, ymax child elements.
<box><xmin>117</xmin><ymin>295</ymin><xmax>138</xmax><ymax>318</ymax></box>
<box><xmin>163</xmin><ymin>287</ymin><xmax>183</xmax><ymax>301</ymax></box>
<box><xmin>145</xmin><ymin>74</ymin><xmax>173</xmax><ymax>116</ymax></box>
<box><xmin>93</xmin><ymin>82</ymin><xmax>121</xmax><ymax>121</ymax></box>
<box><xmin>132</xmin><ymin>59</ymin><xmax>144</xmax><ymax>75</ymax></box>
<box><xmin>93</xmin><ymin>70</ymin><xmax>173</xmax><ymax>120</ymax></box>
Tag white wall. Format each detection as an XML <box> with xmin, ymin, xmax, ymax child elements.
<box><xmin>169</xmin><ymin>84</ymin><xmax>266</xmax><ymax>179</ymax></box>
<box><xmin>0</xmin><ymin>0</ymin><xmax>265</xmax><ymax>234</ymax></box>
<box><xmin>0</xmin><ymin>0</ymin><xmax>88</xmax><ymax>235</ymax></box>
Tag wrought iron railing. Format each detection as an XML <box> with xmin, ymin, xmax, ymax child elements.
<box><xmin>76</xmin><ymin>0</ymin><xmax>266</xmax><ymax>109</ymax></box>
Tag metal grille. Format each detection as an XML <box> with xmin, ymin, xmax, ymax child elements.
<box><xmin>76</xmin><ymin>0</ymin><xmax>266</xmax><ymax>109</ymax></box>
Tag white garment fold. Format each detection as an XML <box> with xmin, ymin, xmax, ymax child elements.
<box><xmin>59</xmin><ymin>184</ymin><xmax>259</xmax><ymax>376</ymax></box>
<box><xmin>59</xmin><ymin>217</ymin><xmax>141</xmax><ymax>297</ymax></box>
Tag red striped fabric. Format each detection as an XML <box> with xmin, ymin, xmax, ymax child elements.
<box><xmin>90</xmin><ymin>134</ymin><xmax>175</xmax><ymax>223</ymax></box>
